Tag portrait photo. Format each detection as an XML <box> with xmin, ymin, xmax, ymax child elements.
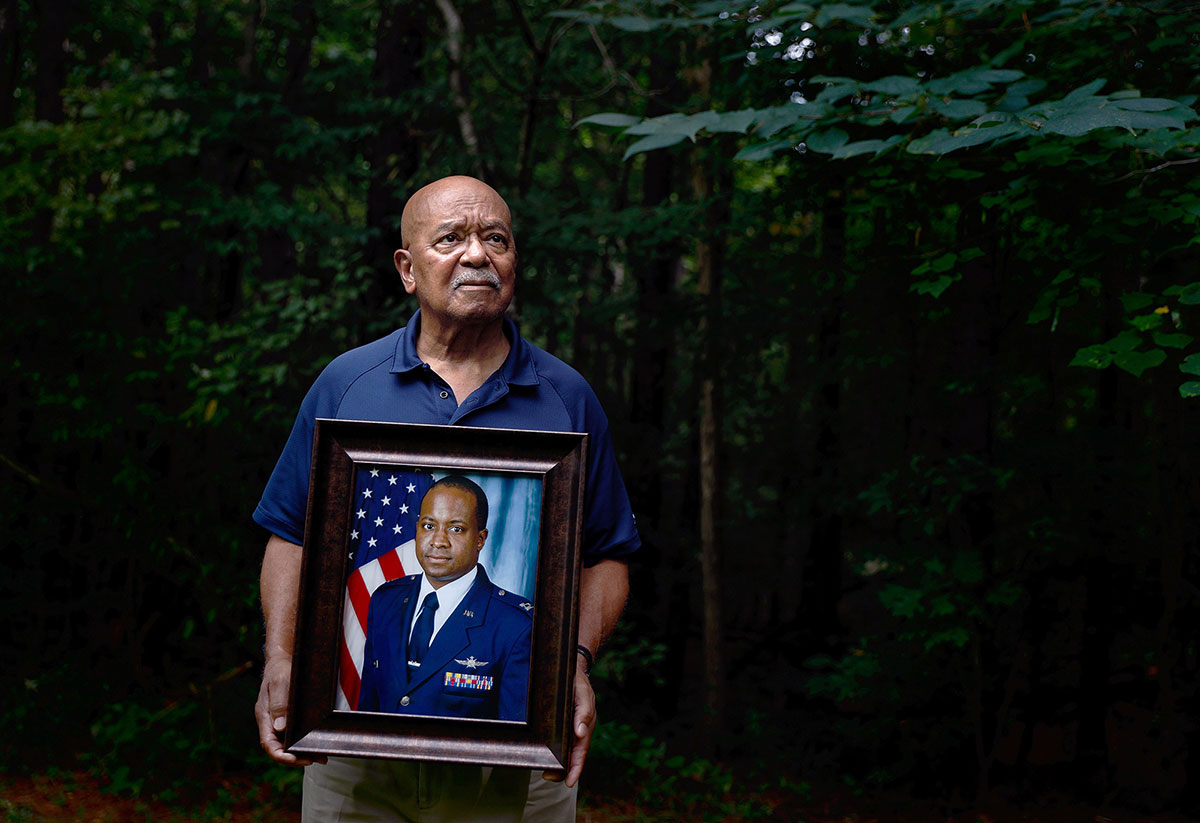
<box><xmin>283</xmin><ymin>419</ymin><xmax>586</xmax><ymax>770</ymax></box>
<box><xmin>335</xmin><ymin>465</ymin><xmax>542</xmax><ymax>723</ymax></box>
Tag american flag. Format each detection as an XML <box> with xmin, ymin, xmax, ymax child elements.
<box><xmin>335</xmin><ymin>465</ymin><xmax>434</xmax><ymax>711</ymax></box>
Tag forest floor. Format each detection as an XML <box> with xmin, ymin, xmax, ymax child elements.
<box><xmin>2</xmin><ymin>771</ymin><xmax>1199</xmax><ymax>823</ymax></box>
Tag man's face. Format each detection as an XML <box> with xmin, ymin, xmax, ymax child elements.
<box><xmin>395</xmin><ymin>177</ymin><xmax>517</xmax><ymax>328</ymax></box>
<box><xmin>415</xmin><ymin>485</ymin><xmax>487</xmax><ymax>588</ymax></box>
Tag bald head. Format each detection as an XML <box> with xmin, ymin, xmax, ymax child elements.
<box><xmin>401</xmin><ymin>176</ymin><xmax>513</xmax><ymax>249</ymax></box>
<box><xmin>393</xmin><ymin>175</ymin><xmax>518</xmax><ymax>330</ymax></box>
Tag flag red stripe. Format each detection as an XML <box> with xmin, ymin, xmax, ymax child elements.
<box><xmin>339</xmin><ymin>635</ymin><xmax>360</xmax><ymax>710</ymax></box>
<box><xmin>379</xmin><ymin>548</ymin><xmax>405</xmax><ymax>580</ymax></box>
<box><xmin>347</xmin><ymin>569</ymin><xmax>370</xmax><ymax>629</ymax></box>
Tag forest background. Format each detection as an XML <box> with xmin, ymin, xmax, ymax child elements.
<box><xmin>3</xmin><ymin>0</ymin><xmax>1200</xmax><ymax>819</ymax></box>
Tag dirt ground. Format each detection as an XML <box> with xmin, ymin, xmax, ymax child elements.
<box><xmin>3</xmin><ymin>771</ymin><xmax>1199</xmax><ymax>823</ymax></box>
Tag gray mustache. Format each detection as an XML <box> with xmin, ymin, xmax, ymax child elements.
<box><xmin>451</xmin><ymin>271</ymin><xmax>501</xmax><ymax>289</ymax></box>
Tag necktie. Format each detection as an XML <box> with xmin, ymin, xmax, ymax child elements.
<box><xmin>408</xmin><ymin>592</ymin><xmax>439</xmax><ymax>667</ymax></box>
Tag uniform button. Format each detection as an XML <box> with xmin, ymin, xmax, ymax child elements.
<box><xmin>400</xmin><ymin>696</ymin><xmax>411</xmax><ymax>707</ymax></box>
<box><xmin>440</xmin><ymin>390</ymin><xmax>449</xmax><ymax>399</ymax></box>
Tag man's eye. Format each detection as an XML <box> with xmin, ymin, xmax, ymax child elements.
<box><xmin>440</xmin><ymin>233</ymin><xmax>459</xmax><ymax>243</ymax></box>
<box><xmin>488</xmin><ymin>234</ymin><xmax>507</xmax><ymax>245</ymax></box>
<box><xmin>420</xmin><ymin>522</ymin><xmax>433</xmax><ymax>530</ymax></box>
<box><xmin>449</xmin><ymin>526</ymin><xmax>463</xmax><ymax>533</ymax></box>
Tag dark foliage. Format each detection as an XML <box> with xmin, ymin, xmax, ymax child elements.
<box><xmin>2</xmin><ymin>0</ymin><xmax>1199</xmax><ymax>814</ymax></box>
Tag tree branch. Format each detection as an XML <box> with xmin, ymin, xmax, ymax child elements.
<box><xmin>1110</xmin><ymin>156</ymin><xmax>1200</xmax><ymax>183</ymax></box>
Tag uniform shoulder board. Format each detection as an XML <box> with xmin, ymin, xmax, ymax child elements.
<box><xmin>519</xmin><ymin>601</ymin><xmax>533</xmax><ymax>613</ymax></box>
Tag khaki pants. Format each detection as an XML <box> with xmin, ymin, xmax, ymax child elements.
<box><xmin>301</xmin><ymin>758</ymin><xmax>577</xmax><ymax>822</ymax></box>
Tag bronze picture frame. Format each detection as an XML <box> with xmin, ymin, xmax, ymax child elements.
<box><xmin>283</xmin><ymin>419</ymin><xmax>587</xmax><ymax>771</ymax></box>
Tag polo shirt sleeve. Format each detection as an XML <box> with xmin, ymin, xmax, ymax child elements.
<box><xmin>577</xmin><ymin>390</ymin><xmax>641</xmax><ymax>566</ymax></box>
<box><xmin>252</xmin><ymin>367</ymin><xmax>344</xmax><ymax>546</ymax></box>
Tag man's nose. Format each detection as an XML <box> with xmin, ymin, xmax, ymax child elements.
<box><xmin>431</xmin><ymin>527</ymin><xmax>450</xmax><ymax>547</ymax></box>
<box><xmin>460</xmin><ymin>234</ymin><xmax>487</xmax><ymax>266</ymax></box>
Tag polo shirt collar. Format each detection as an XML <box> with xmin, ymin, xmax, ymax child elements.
<box><xmin>390</xmin><ymin>309</ymin><xmax>540</xmax><ymax>387</ymax></box>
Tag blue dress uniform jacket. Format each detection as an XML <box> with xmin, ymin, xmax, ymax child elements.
<box><xmin>357</xmin><ymin>565</ymin><xmax>533</xmax><ymax>722</ymax></box>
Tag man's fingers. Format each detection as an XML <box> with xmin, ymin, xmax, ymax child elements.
<box><xmin>255</xmin><ymin>666</ymin><xmax>312</xmax><ymax>766</ymax></box>
<box><xmin>565</xmin><ymin>672</ymin><xmax>596</xmax><ymax>788</ymax></box>
<box><xmin>267</xmin><ymin>666</ymin><xmax>290</xmax><ymax>721</ymax></box>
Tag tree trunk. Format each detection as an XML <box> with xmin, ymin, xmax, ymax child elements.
<box><xmin>364</xmin><ymin>0</ymin><xmax>424</xmax><ymax>314</ymax></box>
<box><xmin>797</xmin><ymin>191</ymin><xmax>846</xmax><ymax>649</ymax></box>
<box><xmin>434</xmin><ymin>0</ymin><xmax>486</xmax><ymax>179</ymax></box>
<box><xmin>691</xmin><ymin>50</ymin><xmax>726</xmax><ymax>741</ymax></box>
<box><xmin>0</xmin><ymin>0</ymin><xmax>19</xmax><ymax>128</ymax></box>
<box><xmin>33</xmin><ymin>0</ymin><xmax>67</xmax><ymax>123</ymax></box>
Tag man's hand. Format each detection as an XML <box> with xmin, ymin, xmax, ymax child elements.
<box><xmin>543</xmin><ymin>665</ymin><xmax>596</xmax><ymax>787</ymax></box>
<box><xmin>256</xmin><ymin>535</ymin><xmax>320</xmax><ymax>766</ymax></box>
<box><xmin>541</xmin><ymin>559</ymin><xmax>628</xmax><ymax>787</ymax></box>
<box><xmin>255</xmin><ymin>656</ymin><xmax>314</xmax><ymax>766</ymax></box>
<box><xmin>565</xmin><ymin>665</ymin><xmax>597</xmax><ymax>787</ymax></box>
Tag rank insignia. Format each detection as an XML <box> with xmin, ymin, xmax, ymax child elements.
<box><xmin>519</xmin><ymin>602</ymin><xmax>532</xmax><ymax>612</ymax></box>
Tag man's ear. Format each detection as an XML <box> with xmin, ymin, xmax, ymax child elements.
<box><xmin>395</xmin><ymin>248</ymin><xmax>417</xmax><ymax>294</ymax></box>
<box><xmin>476</xmin><ymin>529</ymin><xmax>488</xmax><ymax>550</ymax></box>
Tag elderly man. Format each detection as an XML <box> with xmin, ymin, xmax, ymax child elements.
<box><xmin>357</xmin><ymin>476</ymin><xmax>533</xmax><ymax>721</ymax></box>
<box><xmin>253</xmin><ymin>176</ymin><xmax>639</xmax><ymax>822</ymax></box>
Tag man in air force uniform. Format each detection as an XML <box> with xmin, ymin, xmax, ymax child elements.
<box><xmin>357</xmin><ymin>476</ymin><xmax>532</xmax><ymax>721</ymax></box>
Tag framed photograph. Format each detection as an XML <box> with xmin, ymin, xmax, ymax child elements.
<box><xmin>283</xmin><ymin>419</ymin><xmax>588</xmax><ymax>771</ymax></box>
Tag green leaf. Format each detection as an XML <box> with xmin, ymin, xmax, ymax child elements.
<box><xmin>754</xmin><ymin>105</ymin><xmax>806</xmax><ymax>137</ymax></box>
<box><xmin>1153</xmin><ymin>332</ymin><xmax>1192</xmax><ymax>349</ymax></box>
<box><xmin>924</xmin><ymin>627</ymin><xmax>971</xmax><ymax>651</ymax></box>
<box><xmin>1063</xmin><ymin>78</ymin><xmax>1107</xmax><ymax>101</ymax></box>
<box><xmin>832</xmin><ymin>135</ymin><xmax>903</xmax><ymax>158</ymax></box>
<box><xmin>864</xmin><ymin>76</ymin><xmax>920</xmax><ymax>96</ymax></box>
<box><xmin>1070</xmin><ymin>344</ymin><xmax>1112</xmax><ymax>369</ymax></box>
<box><xmin>931</xmin><ymin>99</ymin><xmax>989</xmax><ymax>120</ymax></box>
<box><xmin>814</xmin><ymin>3</ymin><xmax>875</xmax><ymax>27</ymax></box>
<box><xmin>1120</xmin><ymin>292</ymin><xmax>1155</xmax><ymax>312</ymax></box>
<box><xmin>805</xmin><ymin>128</ymin><xmax>850</xmax><ymax>154</ymax></box>
<box><xmin>623</xmin><ymin>131</ymin><xmax>689</xmax><ymax>160</ymax></box>
<box><xmin>575</xmin><ymin>113</ymin><xmax>642</xmax><ymax>128</ymax></box>
<box><xmin>911</xmin><ymin>273</ymin><xmax>961</xmax><ymax>298</ymax></box>
<box><xmin>1112</xmin><ymin>97</ymin><xmax>1182</xmax><ymax>112</ymax></box>
<box><xmin>879</xmin><ymin>584</ymin><xmax>923</xmax><ymax>618</ymax></box>
<box><xmin>926</xmin><ymin>68</ymin><xmax>1024</xmax><ymax>96</ymax></box>
<box><xmin>625</xmin><ymin>112</ymin><xmax>718</xmax><ymax>138</ymax></box>
<box><xmin>1040</xmin><ymin>106</ymin><xmax>1130</xmax><ymax>137</ymax></box>
<box><xmin>1180</xmin><ymin>381</ymin><xmax>1200</xmax><ymax>398</ymax></box>
<box><xmin>1180</xmin><ymin>353</ymin><xmax>1200</xmax><ymax>376</ymax></box>
<box><xmin>735</xmin><ymin>139</ymin><xmax>793</xmax><ymax>161</ymax></box>
<box><xmin>606</xmin><ymin>15</ymin><xmax>661</xmax><ymax>32</ymax></box>
<box><xmin>907</xmin><ymin>123</ymin><xmax>1022</xmax><ymax>155</ymax></box>
<box><xmin>706</xmin><ymin>109</ymin><xmax>760</xmax><ymax>134</ymax></box>
<box><xmin>1109</xmin><ymin>330</ymin><xmax>1143</xmax><ymax>353</ymax></box>
<box><xmin>1130</xmin><ymin>313</ymin><xmax>1164</xmax><ymax>331</ymax></box>
<box><xmin>929</xmin><ymin>252</ymin><xmax>957</xmax><ymax>273</ymax></box>
<box><xmin>1174</xmin><ymin>283</ymin><xmax>1200</xmax><ymax>305</ymax></box>
<box><xmin>952</xmin><ymin>551</ymin><xmax>983</xmax><ymax>585</ymax></box>
<box><xmin>1114</xmin><ymin>348</ymin><xmax>1166</xmax><ymax>377</ymax></box>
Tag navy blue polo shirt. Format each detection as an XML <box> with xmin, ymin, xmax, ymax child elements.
<box><xmin>253</xmin><ymin>311</ymin><xmax>640</xmax><ymax>565</ymax></box>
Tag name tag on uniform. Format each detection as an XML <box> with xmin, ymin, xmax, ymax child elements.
<box><xmin>444</xmin><ymin>672</ymin><xmax>494</xmax><ymax>691</ymax></box>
